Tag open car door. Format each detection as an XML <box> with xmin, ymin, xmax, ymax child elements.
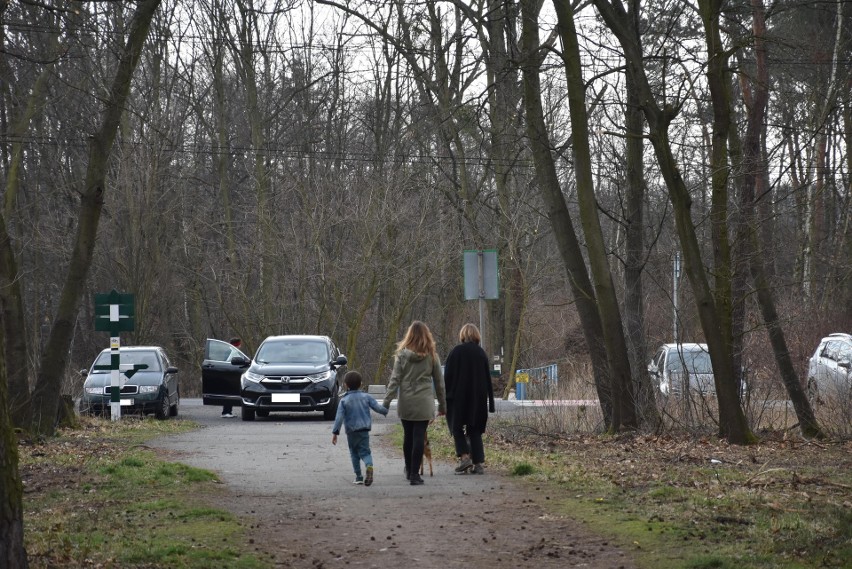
<box><xmin>201</xmin><ymin>339</ymin><xmax>250</xmax><ymax>406</ymax></box>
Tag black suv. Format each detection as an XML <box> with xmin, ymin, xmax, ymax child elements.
<box><xmin>202</xmin><ymin>335</ymin><xmax>347</xmax><ymax>421</ymax></box>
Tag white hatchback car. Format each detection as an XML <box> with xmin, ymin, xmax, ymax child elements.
<box><xmin>648</xmin><ymin>343</ymin><xmax>715</xmax><ymax>397</ymax></box>
<box><xmin>807</xmin><ymin>333</ymin><xmax>852</xmax><ymax>401</ymax></box>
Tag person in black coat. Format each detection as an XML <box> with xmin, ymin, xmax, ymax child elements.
<box><xmin>444</xmin><ymin>323</ymin><xmax>495</xmax><ymax>474</ymax></box>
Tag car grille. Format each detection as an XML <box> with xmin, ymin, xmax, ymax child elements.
<box><xmin>101</xmin><ymin>385</ymin><xmax>139</xmax><ymax>395</ymax></box>
<box><xmin>260</xmin><ymin>376</ymin><xmax>309</xmax><ymax>391</ymax></box>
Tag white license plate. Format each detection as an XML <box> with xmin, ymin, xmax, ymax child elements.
<box><xmin>119</xmin><ymin>399</ymin><xmax>134</xmax><ymax>406</ymax></box>
<box><xmin>271</xmin><ymin>393</ymin><xmax>300</xmax><ymax>403</ymax></box>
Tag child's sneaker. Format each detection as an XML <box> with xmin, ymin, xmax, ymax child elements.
<box><xmin>365</xmin><ymin>465</ymin><xmax>374</xmax><ymax>486</ymax></box>
<box><xmin>353</xmin><ymin>476</ymin><xmax>364</xmax><ymax>485</ymax></box>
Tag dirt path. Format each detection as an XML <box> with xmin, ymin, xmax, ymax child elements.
<box><xmin>154</xmin><ymin>402</ymin><xmax>635</xmax><ymax>568</ymax></box>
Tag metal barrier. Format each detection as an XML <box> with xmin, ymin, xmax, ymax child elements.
<box><xmin>514</xmin><ymin>364</ymin><xmax>558</xmax><ymax>400</ymax></box>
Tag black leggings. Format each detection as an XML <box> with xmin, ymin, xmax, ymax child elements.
<box><xmin>401</xmin><ymin>419</ymin><xmax>429</xmax><ymax>476</ymax></box>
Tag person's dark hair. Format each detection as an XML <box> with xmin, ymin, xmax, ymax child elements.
<box><xmin>229</xmin><ymin>337</ymin><xmax>241</xmax><ymax>347</ymax></box>
<box><xmin>343</xmin><ymin>370</ymin><xmax>362</xmax><ymax>390</ymax></box>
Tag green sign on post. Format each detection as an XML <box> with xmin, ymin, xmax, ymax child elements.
<box><xmin>94</xmin><ymin>290</ymin><xmax>135</xmax><ymax>333</ymax></box>
<box><xmin>94</xmin><ymin>290</ymin><xmax>135</xmax><ymax>420</ymax></box>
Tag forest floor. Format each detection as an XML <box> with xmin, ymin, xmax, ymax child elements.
<box><xmin>17</xmin><ymin>408</ymin><xmax>852</xmax><ymax>569</ymax></box>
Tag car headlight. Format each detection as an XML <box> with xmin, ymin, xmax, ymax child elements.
<box><xmin>138</xmin><ymin>385</ymin><xmax>159</xmax><ymax>393</ymax></box>
<box><xmin>84</xmin><ymin>387</ymin><xmax>102</xmax><ymax>394</ymax></box>
<box><xmin>243</xmin><ymin>370</ymin><xmax>265</xmax><ymax>384</ymax></box>
<box><xmin>305</xmin><ymin>370</ymin><xmax>332</xmax><ymax>383</ymax></box>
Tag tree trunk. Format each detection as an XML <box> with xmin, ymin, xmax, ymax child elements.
<box><xmin>485</xmin><ymin>0</ymin><xmax>524</xmax><ymax>392</ymax></box>
<box><xmin>231</xmin><ymin>0</ymin><xmax>273</xmax><ymax>307</ymax></box>
<box><xmin>212</xmin><ymin>29</ymin><xmax>237</xmax><ymax>265</ymax></box>
<box><xmin>552</xmin><ymin>0</ymin><xmax>637</xmax><ymax>431</ymax></box>
<box><xmin>623</xmin><ymin>0</ymin><xmax>658</xmax><ymax>427</ymax></box>
<box><xmin>29</xmin><ymin>0</ymin><xmax>163</xmax><ymax>436</ymax></box>
<box><xmin>0</xmin><ymin>299</ymin><xmax>29</xmax><ymax>568</ymax></box>
<box><xmin>0</xmin><ymin>43</ymin><xmax>59</xmax><ymax>428</ymax></box>
<box><xmin>736</xmin><ymin>0</ymin><xmax>824</xmax><ymax>438</ymax></box>
<box><xmin>801</xmin><ymin>0</ymin><xmax>846</xmax><ymax>302</ymax></box>
<box><xmin>0</xmin><ymin>211</ymin><xmax>29</xmax><ymax>427</ymax></box>
<box><xmin>699</xmin><ymin>0</ymin><xmax>751</xmax><ymax>409</ymax></box>
<box><xmin>593</xmin><ymin>0</ymin><xmax>754</xmax><ymax>443</ymax></box>
<box><xmin>520</xmin><ymin>0</ymin><xmax>613</xmax><ymax>427</ymax></box>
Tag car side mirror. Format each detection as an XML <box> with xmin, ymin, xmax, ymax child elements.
<box><xmin>647</xmin><ymin>364</ymin><xmax>657</xmax><ymax>376</ymax></box>
<box><xmin>331</xmin><ymin>355</ymin><xmax>348</xmax><ymax>369</ymax></box>
<box><xmin>166</xmin><ymin>366</ymin><xmax>179</xmax><ymax>374</ymax></box>
<box><xmin>230</xmin><ymin>355</ymin><xmax>251</xmax><ymax>367</ymax></box>
<box><xmin>79</xmin><ymin>368</ymin><xmax>88</xmax><ymax>376</ymax></box>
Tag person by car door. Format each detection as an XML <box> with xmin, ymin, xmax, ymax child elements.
<box><xmin>202</xmin><ymin>338</ymin><xmax>250</xmax><ymax>412</ymax></box>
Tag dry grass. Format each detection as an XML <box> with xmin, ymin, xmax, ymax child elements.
<box><xmin>512</xmin><ymin>362</ymin><xmax>851</xmax><ymax>438</ymax></box>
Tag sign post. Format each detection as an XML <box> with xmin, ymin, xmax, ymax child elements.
<box><xmin>463</xmin><ymin>250</ymin><xmax>498</xmax><ymax>351</ymax></box>
<box><xmin>94</xmin><ymin>290</ymin><xmax>135</xmax><ymax>421</ymax></box>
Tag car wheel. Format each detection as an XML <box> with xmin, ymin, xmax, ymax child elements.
<box><xmin>807</xmin><ymin>379</ymin><xmax>819</xmax><ymax>404</ymax></box>
<box><xmin>169</xmin><ymin>389</ymin><xmax>179</xmax><ymax>417</ymax></box>
<box><xmin>155</xmin><ymin>392</ymin><xmax>170</xmax><ymax>420</ymax></box>
<box><xmin>323</xmin><ymin>391</ymin><xmax>340</xmax><ymax>420</ymax></box>
<box><xmin>241</xmin><ymin>406</ymin><xmax>255</xmax><ymax>421</ymax></box>
<box><xmin>256</xmin><ymin>410</ymin><xmax>269</xmax><ymax>418</ymax></box>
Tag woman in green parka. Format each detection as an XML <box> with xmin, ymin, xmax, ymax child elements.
<box><xmin>382</xmin><ymin>321</ymin><xmax>447</xmax><ymax>485</ymax></box>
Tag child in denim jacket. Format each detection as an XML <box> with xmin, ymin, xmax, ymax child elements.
<box><xmin>332</xmin><ymin>371</ymin><xmax>389</xmax><ymax>485</ymax></box>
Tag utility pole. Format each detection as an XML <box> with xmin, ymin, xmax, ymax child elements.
<box><xmin>673</xmin><ymin>251</ymin><xmax>681</xmax><ymax>343</ymax></box>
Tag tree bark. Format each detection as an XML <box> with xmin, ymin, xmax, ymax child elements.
<box><xmin>623</xmin><ymin>0</ymin><xmax>658</xmax><ymax>427</ymax></box>
<box><xmin>29</xmin><ymin>0</ymin><xmax>163</xmax><ymax>436</ymax></box>
<box><xmin>520</xmin><ymin>0</ymin><xmax>613</xmax><ymax>427</ymax></box>
<box><xmin>552</xmin><ymin>0</ymin><xmax>637</xmax><ymax>431</ymax></box>
<box><xmin>736</xmin><ymin>0</ymin><xmax>824</xmax><ymax>438</ymax></box>
<box><xmin>0</xmin><ymin>210</ymin><xmax>29</xmax><ymax>427</ymax></box>
<box><xmin>0</xmin><ymin>298</ymin><xmax>28</xmax><ymax>567</ymax></box>
<box><xmin>593</xmin><ymin>0</ymin><xmax>754</xmax><ymax>443</ymax></box>
<box><xmin>0</xmin><ymin>37</ymin><xmax>59</xmax><ymax>428</ymax></box>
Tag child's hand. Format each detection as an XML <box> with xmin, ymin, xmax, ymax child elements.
<box><xmin>332</xmin><ymin>434</ymin><xmax>338</xmax><ymax>445</ymax></box>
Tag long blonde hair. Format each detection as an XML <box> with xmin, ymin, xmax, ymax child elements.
<box><xmin>397</xmin><ymin>320</ymin><xmax>437</xmax><ymax>359</ymax></box>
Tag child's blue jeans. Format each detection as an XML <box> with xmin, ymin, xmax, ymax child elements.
<box><xmin>346</xmin><ymin>430</ymin><xmax>373</xmax><ymax>477</ymax></box>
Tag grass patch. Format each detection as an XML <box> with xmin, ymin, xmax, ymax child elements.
<box><xmin>20</xmin><ymin>416</ymin><xmax>269</xmax><ymax>568</ymax></box>
<box><xmin>426</xmin><ymin>417</ymin><xmax>851</xmax><ymax>569</ymax></box>
<box><xmin>511</xmin><ymin>462</ymin><xmax>536</xmax><ymax>476</ymax></box>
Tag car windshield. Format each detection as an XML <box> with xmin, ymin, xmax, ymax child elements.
<box><xmin>255</xmin><ymin>340</ymin><xmax>328</xmax><ymax>364</ymax></box>
<box><xmin>92</xmin><ymin>350</ymin><xmax>161</xmax><ymax>372</ymax></box>
<box><xmin>667</xmin><ymin>349</ymin><xmax>712</xmax><ymax>374</ymax></box>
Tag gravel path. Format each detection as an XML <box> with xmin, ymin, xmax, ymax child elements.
<box><xmin>153</xmin><ymin>400</ymin><xmax>635</xmax><ymax>568</ymax></box>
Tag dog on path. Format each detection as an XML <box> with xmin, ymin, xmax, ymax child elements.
<box><xmin>420</xmin><ymin>431</ymin><xmax>433</xmax><ymax>477</ymax></box>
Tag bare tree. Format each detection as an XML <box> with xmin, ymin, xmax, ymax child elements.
<box><xmin>28</xmin><ymin>0</ymin><xmax>163</xmax><ymax>436</ymax></box>
<box><xmin>734</xmin><ymin>0</ymin><xmax>824</xmax><ymax>438</ymax></box>
<box><xmin>593</xmin><ymin>0</ymin><xmax>754</xmax><ymax>443</ymax></box>
<box><xmin>0</xmin><ymin>264</ymin><xmax>27</xmax><ymax>568</ymax></box>
<box><xmin>519</xmin><ymin>0</ymin><xmax>614</xmax><ymax>427</ymax></box>
<box><xmin>552</xmin><ymin>0</ymin><xmax>637</xmax><ymax>430</ymax></box>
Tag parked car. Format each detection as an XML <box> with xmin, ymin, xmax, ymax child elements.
<box><xmin>807</xmin><ymin>333</ymin><xmax>852</xmax><ymax>402</ymax></box>
<box><xmin>648</xmin><ymin>343</ymin><xmax>716</xmax><ymax>398</ymax></box>
<box><xmin>201</xmin><ymin>335</ymin><xmax>348</xmax><ymax>421</ymax></box>
<box><xmin>200</xmin><ymin>338</ymin><xmax>251</xmax><ymax>409</ymax></box>
<box><xmin>80</xmin><ymin>346</ymin><xmax>179</xmax><ymax>419</ymax></box>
